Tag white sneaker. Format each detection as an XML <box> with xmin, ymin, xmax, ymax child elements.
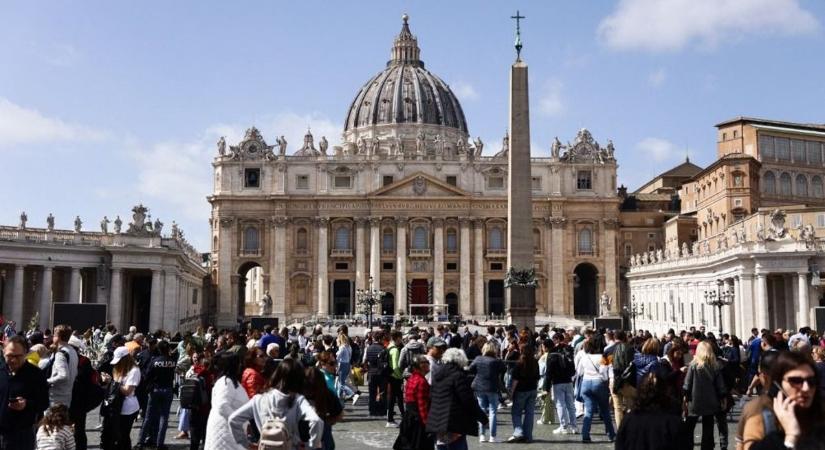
<box><xmin>385</xmin><ymin>422</ymin><xmax>398</xmax><ymax>428</ymax></box>
<box><xmin>537</xmin><ymin>419</ymin><xmax>548</xmax><ymax>425</ymax></box>
<box><xmin>565</xmin><ymin>427</ymin><xmax>579</xmax><ymax>435</ymax></box>
<box><xmin>351</xmin><ymin>394</ymin><xmax>360</xmax><ymax>406</ymax></box>
<box><xmin>488</xmin><ymin>436</ymin><xmax>499</xmax><ymax>443</ymax></box>
<box><xmin>479</xmin><ymin>436</ymin><xmax>487</xmax><ymax>443</ymax></box>
<box><xmin>552</xmin><ymin>426</ymin><xmax>567</xmax><ymax>434</ymax></box>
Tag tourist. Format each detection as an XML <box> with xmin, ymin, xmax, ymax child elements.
<box><xmin>535</xmin><ymin>339</ymin><xmax>555</xmax><ymax>426</ymax></box>
<box><xmin>610</xmin><ymin>330</ymin><xmax>637</xmax><ymax>428</ymax></box>
<box><xmin>364</xmin><ymin>331</ymin><xmax>387</xmax><ymax>417</ymax></box>
<box><xmin>304</xmin><ymin>365</ymin><xmax>343</xmax><ymax>450</ymax></box>
<box><xmin>508</xmin><ymin>343</ymin><xmax>540</xmax><ymax>443</ymax></box>
<box><xmin>398</xmin><ymin>330</ymin><xmax>426</xmax><ymax>377</ymax></box>
<box><xmin>812</xmin><ymin>346</ymin><xmax>825</xmax><ymax>394</ymax></box>
<box><xmin>395</xmin><ymin>355</ymin><xmax>433</xmax><ymax>450</ymax></box>
<box><xmin>185</xmin><ymin>352</ymin><xmax>213</xmax><ymax>450</ymax></box>
<box><xmin>576</xmin><ymin>338</ymin><xmax>615</xmax><ymax>443</ymax></box>
<box><xmin>35</xmin><ymin>403</ymin><xmax>76</xmax><ymax>450</ymax></box>
<box><xmin>46</xmin><ymin>325</ymin><xmax>79</xmax><ymax>409</ymax></box>
<box><xmin>424</xmin><ymin>336</ymin><xmax>447</xmax><ymax>384</ymax></box>
<box><xmin>204</xmin><ymin>352</ymin><xmax>248</xmax><ymax>450</ymax></box>
<box><xmin>100</xmin><ymin>346</ymin><xmax>141</xmax><ymax>450</ymax></box>
<box><xmin>228</xmin><ymin>358</ymin><xmax>324</xmax><ymax>449</ymax></box>
<box><xmin>468</xmin><ymin>340</ymin><xmax>505</xmax><ymax>443</ymax></box>
<box><xmin>386</xmin><ymin>330</ymin><xmax>405</xmax><ymax>428</ymax></box>
<box><xmin>547</xmin><ymin>331</ymin><xmax>578</xmax><ymax>434</ymax></box>
<box><xmin>258</xmin><ymin>325</ymin><xmax>277</xmax><ymax>353</ymax></box>
<box><xmin>137</xmin><ymin>339</ymin><xmax>177</xmax><ymax>449</ymax></box>
<box><xmin>0</xmin><ymin>335</ymin><xmax>49</xmax><ymax>450</ymax></box>
<box><xmin>427</xmin><ymin>348</ymin><xmax>488</xmax><ymax>450</ymax></box>
<box><xmin>464</xmin><ymin>334</ymin><xmax>485</xmax><ymax>362</ymax></box>
<box><xmin>683</xmin><ymin>340</ymin><xmax>728</xmax><ymax>450</ymax></box>
<box><xmin>335</xmin><ymin>333</ymin><xmax>358</xmax><ymax>403</ymax></box>
<box><xmin>241</xmin><ymin>347</ymin><xmax>267</xmax><ymax>398</ymax></box>
<box><xmin>738</xmin><ymin>350</ymin><xmax>825</xmax><ymax>449</ymax></box>
<box><xmin>615</xmin><ymin>369</ymin><xmax>689</xmax><ymax>450</ymax></box>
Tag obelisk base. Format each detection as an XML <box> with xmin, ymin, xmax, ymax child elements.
<box><xmin>507</xmin><ymin>285</ymin><xmax>537</xmax><ymax>331</ymax></box>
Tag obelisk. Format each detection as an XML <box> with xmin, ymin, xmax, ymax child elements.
<box><xmin>506</xmin><ymin>11</ymin><xmax>537</xmax><ymax>331</ymax></box>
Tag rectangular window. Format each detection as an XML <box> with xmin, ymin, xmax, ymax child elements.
<box><xmin>488</xmin><ymin>176</ymin><xmax>505</xmax><ymax>190</ymax></box>
<box><xmin>759</xmin><ymin>135</ymin><xmax>775</xmax><ymax>159</ymax></box>
<box><xmin>817</xmin><ymin>214</ymin><xmax>825</xmax><ymax>228</ymax></box>
<box><xmin>776</xmin><ymin>138</ymin><xmax>791</xmax><ymax>161</ymax></box>
<box><xmin>244</xmin><ymin>168</ymin><xmax>261</xmax><ymax>188</ymax></box>
<box><xmin>382</xmin><ymin>175</ymin><xmax>394</xmax><ymax>186</ymax></box>
<box><xmin>647</xmin><ymin>232</ymin><xmax>656</xmax><ymax>239</ymax></box>
<box><xmin>490</xmin><ymin>262</ymin><xmax>504</xmax><ymax>271</ymax></box>
<box><xmin>734</xmin><ymin>198</ymin><xmax>743</xmax><ymax>207</ymax></box>
<box><xmin>808</xmin><ymin>141</ymin><xmax>823</xmax><ymax>165</ymax></box>
<box><xmin>333</xmin><ymin>175</ymin><xmax>352</xmax><ymax>189</ymax></box>
<box><xmin>792</xmin><ymin>214</ymin><xmax>802</xmax><ymax>228</ymax></box>
<box><xmin>792</xmin><ymin>140</ymin><xmax>806</xmax><ymax>162</ymax></box>
<box><xmin>446</xmin><ymin>175</ymin><xmax>457</xmax><ymax>186</ymax></box>
<box><xmin>192</xmin><ymin>289</ymin><xmax>199</xmax><ymax>305</ymax></box>
<box><xmin>334</xmin><ymin>262</ymin><xmax>348</xmax><ymax>271</ymax></box>
<box><xmin>531</xmin><ymin>177</ymin><xmax>542</xmax><ymax>191</ymax></box>
<box><xmin>576</xmin><ymin>171</ymin><xmax>592</xmax><ymax>190</ymax></box>
<box><xmin>624</xmin><ymin>244</ymin><xmax>632</xmax><ymax>257</ymax></box>
<box><xmin>383</xmin><ymin>262</ymin><xmax>394</xmax><ymax>271</ymax></box>
<box><xmin>446</xmin><ymin>262</ymin><xmax>458</xmax><ymax>271</ymax></box>
<box><xmin>296</xmin><ymin>175</ymin><xmax>309</xmax><ymax>189</ymax></box>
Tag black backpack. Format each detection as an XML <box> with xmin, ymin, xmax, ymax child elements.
<box><xmin>179</xmin><ymin>376</ymin><xmax>207</xmax><ymax>409</ymax></box>
<box><xmin>399</xmin><ymin>346</ymin><xmax>425</xmax><ymax>373</ymax></box>
<box><xmin>71</xmin><ymin>354</ymin><xmax>106</xmax><ymax>413</ymax></box>
<box><xmin>557</xmin><ymin>347</ymin><xmax>576</xmax><ymax>380</ymax></box>
<box><xmin>377</xmin><ymin>348</ymin><xmax>391</xmax><ymax>378</ymax></box>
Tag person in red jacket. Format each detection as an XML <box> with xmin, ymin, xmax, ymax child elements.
<box><xmin>395</xmin><ymin>355</ymin><xmax>433</xmax><ymax>450</ymax></box>
<box><xmin>241</xmin><ymin>348</ymin><xmax>266</xmax><ymax>398</ymax></box>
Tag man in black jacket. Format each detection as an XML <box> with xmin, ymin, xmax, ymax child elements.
<box><xmin>610</xmin><ymin>330</ymin><xmax>637</xmax><ymax>428</ymax></box>
<box><xmin>364</xmin><ymin>332</ymin><xmax>387</xmax><ymax>417</ymax></box>
<box><xmin>137</xmin><ymin>340</ymin><xmax>177</xmax><ymax>450</ymax></box>
<box><xmin>0</xmin><ymin>336</ymin><xmax>49</xmax><ymax>450</ymax></box>
<box><xmin>546</xmin><ymin>332</ymin><xmax>578</xmax><ymax>435</ymax></box>
<box><xmin>426</xmin><ymin>347</ymin><xmax>487</xmax><ymax>449</ymax></box>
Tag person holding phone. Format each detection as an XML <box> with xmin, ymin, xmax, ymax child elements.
<box><xmin>738</xmin><ymin>351</ymin><xmax>825</xmax><ymax>450</ymax></box>
<box><xmin>0</xmin><ymin>335</ymin><xmax>49</xmax><ymax>450</ymax></box>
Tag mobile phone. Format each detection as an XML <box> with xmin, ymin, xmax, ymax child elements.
<box><xmin>768</xmin><ymin>381</ymin><xmax>788</xmax><ymax>399</ymax></box>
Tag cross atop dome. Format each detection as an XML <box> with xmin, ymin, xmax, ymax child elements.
<box><xmin>390</xmin><ymin>13</ymin><xmax>423</xmax><ymax>67</ymax></box>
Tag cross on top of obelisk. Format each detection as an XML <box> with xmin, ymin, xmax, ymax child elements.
<box><xmin>511</xmin><ymin>10</ymin><xmax>525</xmax><ymax>61</ymax></box>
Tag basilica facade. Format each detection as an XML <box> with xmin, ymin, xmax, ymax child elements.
<box><xmin>209</xmin><ymin>16</ymin><xmax>621</xmax><ymax>327</ymax></box>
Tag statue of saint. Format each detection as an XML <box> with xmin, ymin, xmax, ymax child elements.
<box><xmin>217</xmin><ymin>136</ymin><xmax>226</xmax><ymax>156</ymax></box>
<box><xmin>258</xmin><ymin>290</ymin><xmax>273</xmax><ymax>316</ymax></box>
<box><xmin>433</xmin><ymin>134</ymin><xmax>443</xmax><ymax>155</ymax></box>
<box><xmin>357</xmin><ymin>136</ymin><xmax>367</xmax><ymax>154</ymax></box>
<box><xmin>319</xmin><ymin>136</ymin><xmax>328</xmax><ymax>155</ymax></box>
<box><xmin>416</xmin><ymin>131</ymin><xmax>426</xmax><ymax>156</ymax></box>
<box><xmin>371</xmin><ymin>136</ymin><xmax>380</xmax><ymax>156</ymax></box>
<box><xmin>19</xmin><ymin>211</ymin><xmax>27</xmax><ymax>229</ymax></box>
<box><xmin>473</xmin><ymin>137</ymin><xmax>484</xmax><ymax>156</ymax></box>
<box><xmin>100</xmin><ymin>216</ymin><xmax>110</xmax><ymax>234</ymax></box>
<box><xmin>276</xmin><ymin>136</ymin><xmax>288</xmax><ymax>156</ymax></box>
<box><xmin>551</xmin><ymin>137</ymin><xmax>562</xmax><ymax>159</ymax></box>
<box><xmin>600</xmin><ymin>291</ymin><xmax>611</xmax><ymax>316</ymax></box>
<box><xmin>606</xmin><ymin>139</ymin><xmax>615</xmax><ymax>159</ymax></box>
<box><xmin>153</xmin><ymin>219</ymin><xmax>164</xmax><ymax>236</ymax></box>
<box><xmin>171</xmin><ymin>221</ymin><xmax>179</xmax><ymax>238</ymax></box>
<box><xmin>113</xmin><ymin>215</ymin><xmax>123</xmax><ymax>234</ymax></box>
<box><xmin>456</xmin><ymin>137</ymin><xmax>466</xmax><ymax>155</ymax></box>
<box><xmin>74</xmin><ymin>216</ymin><xmax>82</xmax><ymax>233</ymax></box>
<box><xmin>46</xmin><ymin>213</ymin><xmax>55</xmax><ymax>231</ymax></box>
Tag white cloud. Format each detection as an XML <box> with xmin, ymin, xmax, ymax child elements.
<box><xmin>451</xmin><ymin>81</ymin><xmax>479</xmax><ymax>101</ymax></box>
<box><xmin>0</xmin><ymin>98</ymin><xmax>108</xmax><ymax>148</ymax></box>
<box><xmin>636</xmin><ymin>137</ymin><xmax>681</xmax><ymax>162</ymax></box>
<box><xmin>649</xmin><ymin>68</ymin><xmax>667</xmax><ymax>87</ymax></box>
<box><xmin>598</xmin><ymin>0</ymin><xmax>819</xmax><ymax>52</ymax></box>
<box><xmin>538</xmin><ymin>79</ymin><xmax>564</xmax><ymax>117</ymax></box>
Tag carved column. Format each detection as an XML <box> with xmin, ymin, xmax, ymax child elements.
<box><xmin>459</xmin><ymin>217</ymin><xmax>472</xmax><ymax>315</ymax></box>
<box><xmin>433</xmin><ymin>218</ymin><xmax>444</xmax><ymax>313</ymax></box>
<box><xmin>271</xmin><ymin>217</ymin><xmax>288</xmax><ymax>316</ymax></box>
<box><xmin>369</xmin><ymin>217</ymin><xmax>381</xmax><ymax>288</ymax></box>
<box><xmin>798</xmin><ymin>271</ymin><xmax>810</xmax><ymax>330</ymax></box>
<box><xmin>149</xmin><ymin>269</ymin><xmax>163</xmax><ymax>331</ymax></box>
<box><xmin>722</xmin><ymin>279</ymin><xmax>734</xmax><ymax>334</ymax></box>
<box><xmin>69</xmin><ymin>267</ymin><xmax>81</xmax><ymax>303</ymax></box>
<box><xmin>543</xmin><ymin>218</ymin><xmax>553</xmax><ymax>315</ymax></box>
<box><xmin>316</xmin><ymin>217</ymin><xmax>330</xmax><ymax>317</ymax></box>
<box><xmin>733</xmin><ymin>276</ymin><xmax>742</xmax><ymax>336</ymax></box>
<box><xmin>550</xmin><ymin>217</ymin><xmax>566</xmax><ymax>314</ymax></box>
<box><xmin>11</xmin><ymin>265</ymin><xmax>24</xmax><ymax>325</ymax></box>
<box><xmin>39</xmin><ymin>266</ymin><xmax>53</xmax><ymax>329</ymax></box>
<box><xmin>756</xmin><ymin>273</ymin><xmax>769</xmax><ymax>330</ymax></box>
<box><xmin>163</xmin><ymin>270</ymin><xmax>178</xmax><ymax>330</ymax></box>
<box><xmin>473</xmin><ymin>219</ymin><xmax>485</xmax><ymax>315</ymax></box>
<box><xmin>396</xmin><ymin>218</ymin><xmax>408</xmax><ymax>315</ymax></box>
<box><xmin>108</xmin><ymin>268</ymin><xmax>122</xmax><ymax>329</ymax></box>
<box><xmin>355</xmin><ymin>217</ymin><xmax>367</xmax><ymax>291</ymax></box>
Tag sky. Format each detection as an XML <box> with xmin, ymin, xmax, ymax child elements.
<box><xmin>2</xmin><ymin>0</ymin><xmax>824</xmax><ymax>251</ymax></box>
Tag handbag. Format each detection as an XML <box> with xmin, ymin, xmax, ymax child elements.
<box><xmin>573</xmin><ymin>374</ymin><xmax>583</xmax><ymax>403</ymax></box>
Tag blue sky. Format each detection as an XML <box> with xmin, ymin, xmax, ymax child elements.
<box><xmin>2</xmin><ymin>0</ymin><xmax>824</xmax><ymax>250</ymax></box>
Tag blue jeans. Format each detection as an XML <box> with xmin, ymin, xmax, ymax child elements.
<box><xmin>580</xmin><ymin>379</ymin><xmax>615</xmax><ymax>441</ymax></box>
<box><xmin>178</xmin><ymin>406</ymin><xmax>190</xmax><ymax>432</ymax></box>
<box><xmin>139</xmin><ymin>387</ymin><xmax>174</xmax><ymax>446</ymax></box>
<box><xmin>511</xmin><ymin>389</ymin><xmax>537</xmax><ymax>441</ymax></box>
<box><xmin>337</xmin><ymin>362</ymin><xmax>355</xmax><ymax>399</ymax></box>
<box><xmin>552</xmin><ymin>382</ymin><xmax>577</xmax><ymax>429</ymax></box>
<box><xmin>436</xmin><ymin>435</ymin><xmax>468</xmax><ymax>450</ymax></box>
<box><xmin>475</xmin><ymin>391</ymin><xmax>499</xmax><ymax>438</ymax></box>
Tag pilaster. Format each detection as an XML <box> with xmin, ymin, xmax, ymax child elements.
<box><xmin>396</xmin><ymin>217</ymin><xmax>408</xmax><ymax>315</ymax></box>
<box><xmin>473</xmin><ymin>219</ymin><xmax>485</xmax><ymax>315</ymax></box>
<box><xmin>316</xmin><ymin>217</ymin><xmax>330</xmax><ymax>317</ymax></box>
<box><xmin>459</xmin><ymin>217</ymin><xmax>472</xmax><ymax>315</ymax></box>
<box><xmin>433</xmin><ymin>218</ymin><xmax>444</xmax><ymax>312</ymax></box>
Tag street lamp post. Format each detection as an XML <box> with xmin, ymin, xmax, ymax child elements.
<box><xmin>704</xmin><ymin>283</ymin><xmax>734</xmax><ymax>335</ymax></box>
<box><xmin>356</xmin><ymin>276</ymin><xmax>385</xmax><ymax>331</ymax></box>
<box><xmin>622</xmin><ymin>294</ymin><xmax>645</xmax><ymax>331</ymax></box>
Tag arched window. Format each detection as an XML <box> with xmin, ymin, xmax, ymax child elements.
<box><xmin>413</xmin><ymin>226</ymin><xmax>428</xmax><ymax>249</ymax></box>
<box><xmin>243</xmin><ymin>227</ymin><xmax>259</xmax><ymax>251</ymax></box>
<box><xmin>533</xmin><ymin>228</ymin><xmax>541</xmax><ymax>253</ymax></box>
<box><xmin>489</xmin><ymin>226</ymin><xmax>504</xmax><ymax>250</ymax></box>
<box><xmin>780</xmin><ymin>172</ymin><xmax>792</xmax><ymax>196</ymax></box>
<box><xmin>796</xmin><ymin>175</ymin><xmax>809</xmax><ymax>197</ymax></box>
<box><xmin>446</xmin><ymin>228</ymin><xmax>458</xmax><ymax>252</ymax></box>
<box><xmin>813</xmin><ymin>176</ymin><xmax>824</xmax><ymax>198</ymax></box>
<box><xmin>382</xmin><ymin>227</ymin><xmax>394</xmax><ymax>252</ymax></box>
<box><xmin>296</xmin><ymin>228</ymin><xmax>308</xmax><ymax>251</ymax></box>
<box><xmin>763</xmin><ymin>171</ymin><xmax>776</xmax><ymax>194</ymax></box>
<box><xmin>334</xmin><ymin>226</ymin><xmax>350</xmax><ymax>249</ymax></box>
<box><xmin>578</xmin><ymin>228</ymin><xmax>593</xmax><ymax>255</ymax></box>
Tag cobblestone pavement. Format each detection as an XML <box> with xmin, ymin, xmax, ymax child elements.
<box><xmin>86</xmin><ymin>394</ymin><xmax>741</xmax><ymax>449</ymax></box>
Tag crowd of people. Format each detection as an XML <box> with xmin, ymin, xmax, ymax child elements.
<box><xmin>0</xmin><ymin>318</ymin><xmax>824</xmax><ymax>450</ymax></box>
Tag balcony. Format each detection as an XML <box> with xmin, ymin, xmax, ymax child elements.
<box><xmin>486</xmin><ymin>248</ymin><xmax>506</xmax><ymax>257</ymax></box>
<box><xmin>295</xmin><ymin>248</ymin><xmax>309</xmax><ymax>256</ymax></box>
<box><xmin>409</xmin><ymin>248</ymin><xmax>431</xmax><ymax>258</ymax></box>
<box><xmin>382</xmin><ymin>248</ymin><xmax>395</xmax><ymax>256</ymax></box>
<box><xmin>445</xmin><ymin>248</ymin><xmax>458</xmax><ymax>256</ymax></box>
<box><xmin>330</xmin><ymin>248</ymin><xmax>353</xmax><ymax>258</ymax></box>
<box><xmin>240</xmin><ymin>249</ymin><xmax>261</xmax><ymax>257</ymax></box>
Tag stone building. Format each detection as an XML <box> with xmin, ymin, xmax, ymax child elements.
<box><xmin>627</xmin><ymin>117</ymin><xmax>825</xmax><ymax>336</ymax></box>
<box><xmin>0</xmin><ymin>205</ymin><xmax>210</xmax><ymax>332</ymax></box>
<box><xmin>209</xmin><ymin>16</ymin><xmax>621</xmax><ymax>328</ymax></box>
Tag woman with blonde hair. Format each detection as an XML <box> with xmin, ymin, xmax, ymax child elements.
<box><xmin>336</xmin><ymin>333</ymin><xmax>358</xmax><ymax>403</ymax></box>
<box><xmin>468</xmin><ymin>340</ymin><xmax>505</xmax><ymax>443</ymax></box>
<box><xmin>684</xmin><ymin>340</ymin><xmax>727</xmax><ymax>450</ymax></box>
<box><xmin>100</xmin><ymin>346</ymin><xmax>142</xmax><ymax>450</ymax></box>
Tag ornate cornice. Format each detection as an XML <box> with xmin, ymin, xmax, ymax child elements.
<box><xmin>368</xmin><ymin>216</ymin><xmax>382</xmax><ymax>226</ymax></box>
<box><xmin>316</xmin><ymin>217</ymin><xmax>330</xmax><ymax>226</ymax></box>
<box><xmin>432</xmin><ymin>217</ymin><xmax>445</xmax><ymax>227</ymax></box>
<box><xmin>271</xmin><ymin>216</ymin><xmax>289</xmax><ymax>227</ymax></box>
<box><xmin>548</xmin><ymin>217</ymin><xmax>567</xmax><ymax>228</ymax></box>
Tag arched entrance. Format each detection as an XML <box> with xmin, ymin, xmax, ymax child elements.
<box><xmin>445</xmin><ymin>292</ymin><xmax>458</xmax><ymax>317</ymax></box>
<box><xmin>382</xmin><ymin>292</ymin><xmax>395</xmax><ymax>316</ymax></box>
<box><xmin>488</xmin><ymin>280</ymin><xmax>505</xmax><ymax>316</ymax></box>
<box><xmin>238</xmin><ymin>262</ymin><xmax>263</xmax><ymax>317</ymax></box>
<box><xmin>573</xmin><ymin>263</ymin><xmax>598</xmax><ymax>317</ymax></box>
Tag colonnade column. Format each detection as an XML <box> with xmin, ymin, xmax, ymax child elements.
<box><xmin>39</xmin><ymin>266</ymin><xmax>53</xmax><ymax>329</ymax></box>
<box><xmin>733</xmin><ymin>276</ymin><xmax>742</xmax><ymax>337</ymax></box>
<box><xmin>473</xmin><ymin>219</ymin><xmax>485</xmax><ymax>316</ymax></box>
<box><xmin>798</xmin><ymin>272</ymin><xmax>810</xmax><ymax>329</ymax></box>
<box><xmin>396</xmin><ymin>218</ymin><xmax>408</xmax><ymax>316</ymax></box>
<box><xmin>355</xmin><ymin>218</ymin><xmax>367</xmax><ymax>291</ymax></box>
<box><xmin>723</xmin><ymin>279</ymin><xmax>734</xmax><ymax>334</ymax></box>
<box><xmin>756</xmin><ymin>273</ymin><xmax>769</xmax><ymax>330</ymax></box>
<box><xmin>109</xmin><ymin>268</ymin><xmax>123</xmax><ymax>329</ymax></box>
<box><xmin>369</xmin><ymin>217</ymin><xmax>381</xmax><ymax>288</ymax></box>
<box><xmin>433</xmin><ymin>218</ymin><xmax>444</xmax><ymax>317</ymax></box>
<box><xmin>459</xmin><ymin>218</ymin><xmax>471</xmax><ymax>315</ymax></box>
<box><xmin>69</xmin><ymin>267</ymin><xmax>81</xmax><ymax>303</ymax></box>
<box><xmin>11</xmin><ymin>265</ymin><xmax>24</xmax><ymax>325</ymax></box>
<box><xmin>316</xmin><ymin>217</ymin><xmax>330</xmax><ymax>317</ymax></box>
<box><xmin>542</xmin><ymin>218</ymin><xmax>553</xmax><ymax>315</ymax></box>
<box><xmin>163</xmin><ymin>270</ymin><xmax>178</xmax><ymax>331</ymax></box>
<box><xmin>272</xmin><ymin>217</ymin><xmax>288</xmax><ymax>316</ymax></box>
<box><xmin>550</xmin><ymin>218</ymin><xmax>566</xmax><ymax>314</ymax></box>
<box><xmin>149</xmin><ymin>269</ymin><xmax>163</xmax><ymax>331</ymax></box>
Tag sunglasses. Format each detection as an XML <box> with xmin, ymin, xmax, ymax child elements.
<box><xmin>785</xmin><ymin>376</ymin><xmax>816</xmax><ymax>387</ymax></box>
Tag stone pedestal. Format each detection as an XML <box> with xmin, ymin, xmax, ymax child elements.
<box><xmin>508</xmin><ymin>286</ymin><xmax>537</xmax><ymax>330</ymax></box>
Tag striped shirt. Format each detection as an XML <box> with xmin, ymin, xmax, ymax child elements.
<box><xmin>36</xmin><ymin>425</ymin><xmax>76</xmax><ymax>450</ymax></box>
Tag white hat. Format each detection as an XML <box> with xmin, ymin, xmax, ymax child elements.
<box><xmin>110</xmin><ymin>346</ymin><xmax>130</xmax><ymax>365</ymax></box>
<box><xmin>266</xmin><ymin>343</ymin><xmax>280</xmax><ymax>355</ymax></box>
<box><xmin>68</xmin><ymin>335</ymin><xmax>86</xmax><ymax>351</ymax></box>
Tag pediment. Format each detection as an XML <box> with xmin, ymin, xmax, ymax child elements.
<box><xmin>370</xmin><ymin>172</ymin><xmax>469</xmax><ymax>197</ymax></box>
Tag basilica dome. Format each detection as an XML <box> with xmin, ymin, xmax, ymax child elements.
<box><xmin>343</xmin><ymin>15</ymin><xmax>468</xmax><ymax>139</ymax></box>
